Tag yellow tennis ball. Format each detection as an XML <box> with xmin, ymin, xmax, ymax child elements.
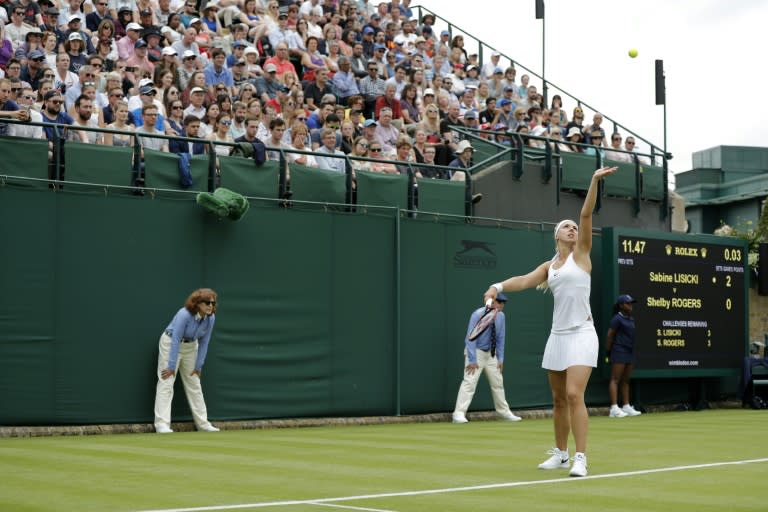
<box><xmin>628</xmin><ymin>48</ymin><xmax>638</xmax><ymax>58</ymax></box>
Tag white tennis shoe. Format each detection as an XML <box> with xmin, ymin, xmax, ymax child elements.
<box><xmin>609</xmin><ymin>405</ymin><xmax>628</xmax><ymax>417</ymax></box>
<box><xmin>500</xmin><ymin>412</ymin><xmax>522</xmax><ymax>422</ymax></box>
<box><xmin>155</xmin><ymin>425</ymin><xmax>173</xmax><ymax>434</ymax></box>
<box><xmin>452</xmin><ymin>413</ymin><xmax>468</xmax><ymax>424</ymax></box>
<box><xmin>538</xmin><ymin>448</ymin><xmax>570</xmax><ymax>469</ymax></box>
<box><xmin>570</xmin><ymin>452</ymin><xmax>588</xmax><ymax>477</ymax></box>
<box><xmin>622</xmin><ymin>404</ymin><xmax>642</xmax><ymax>416</ymax></box>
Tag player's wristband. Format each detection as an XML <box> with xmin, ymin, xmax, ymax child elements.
<box><xmin>491</xmin><ymin>282</ymin><xmax>504</xmax><ymax>293</ymax></box>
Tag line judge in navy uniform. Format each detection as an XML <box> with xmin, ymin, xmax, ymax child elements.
<box><xmin>452</xmin><ymin>293</ymin><xmax>523</xmax><ymax>423</ymax></box>
<box><xmin>154</xmin><ymin>288</ymin><xmax>220</xmax><ymax>433</ymax></box>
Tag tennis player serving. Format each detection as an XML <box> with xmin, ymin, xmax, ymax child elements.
<box><xmin>483</xmin><ymin>166</ymin><xmax>617</xmax><ymax>477</ymax></box>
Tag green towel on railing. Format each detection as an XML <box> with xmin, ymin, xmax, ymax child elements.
<box><xmin>196</xmin><ymin>187</ymin><xmax>250</xmax><ymax>221</ymax></box>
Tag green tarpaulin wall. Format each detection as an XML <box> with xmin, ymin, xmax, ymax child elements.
<box><xmin>0</xmin><ymin>185</ymin><xmax>699</xmax><ymax>425</ymax></box>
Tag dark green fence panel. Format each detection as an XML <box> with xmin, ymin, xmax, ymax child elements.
<box><xmin>356</xmin><ymin>170</ymin><xmax>409</xmax><ymax>210</ymax></box>
<box><xmin>218</xmin><ymin>156</ymin><xmax>280</xmax><ymax>199</ymax></box>
<box><xmin>0</xmin><ymin>136</ymin><xmax>50</xmax><ymax>186</ymax></box>
<box><xmin>561</xmin><ymin>152</ymin><xmax>598</xmax><ymax>190</ymax></box>
<box><xmin>0</xmin><ymin>188</ymin><xmax>57</xmax><ymax>422</ymax></box>
<box><xmin>66</xmin><ymin>142</ymin><xmax>134</xmax><ymax>188</ymax></box>
<box><xmin>144</xmin><ymin>149</ymin><xmax>209</xmax><ymax>192</ymax></box>
<box><xmin>642</xmin><ymin>164</ymin><xmax>665</xmax><ymax>200</ymax></box>
<box><xmin>603</xmin><ymin>160</ymin><xmax>638</xmax><ymax>197</ymax></box>
<box><xmin>0</xmin><ymin>184</ymin><xmax>702</xmax><ymax>425</ymax></box>
<box><xmin>416</xmin><ymin>178</ymin><xmax>465</xmax><ymax>217</ymax></box>
<box><xmin>290</xmin><ymin>164</ymin><xmax>347</xmax><ymax>206</ymax></box>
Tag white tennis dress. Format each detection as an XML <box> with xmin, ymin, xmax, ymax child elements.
<box><xmin>541</xmin><ymin>253</ymin><xmax>599</xmax><ymax>371</ymax></box>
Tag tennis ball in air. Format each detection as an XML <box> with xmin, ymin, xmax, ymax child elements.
<box><xmin>628</xmin><ymin>48</ymin><xmax>638</xmax><ymax>58</ymax></box>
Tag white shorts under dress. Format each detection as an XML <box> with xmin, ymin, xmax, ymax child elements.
<box><xmin>541</xmin><ymin>321</ymin><xmax>599</xmax><ymax>371</ymax></box>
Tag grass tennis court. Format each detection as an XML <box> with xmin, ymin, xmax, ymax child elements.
<box><xmin>2</xmin><ymin>409</ymin><xmax>765</xmax><ymax>512</ymax></box>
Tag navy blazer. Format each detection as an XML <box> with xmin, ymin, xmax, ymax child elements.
<box><xmin>169</xmin><ymin>135</ymin><xmax>207</xmax><ymax>155</ymax></box>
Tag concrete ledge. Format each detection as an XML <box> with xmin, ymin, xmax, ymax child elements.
<box><xmin>0</xmin><ymin>401</ymin><xmax>743</xmax><ymax>438</ymax></box>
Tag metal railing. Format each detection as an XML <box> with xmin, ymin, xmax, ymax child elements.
<box><xmin>413</xmin><ymin>4</ymin><xmax>666</xmax><ymax>164</ymax></box>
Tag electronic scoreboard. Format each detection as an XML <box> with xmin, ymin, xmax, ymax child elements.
<box><xmin>602</xmin><ymin>228</ymin><xmax>748</xmax><ymax>377</ymax></box>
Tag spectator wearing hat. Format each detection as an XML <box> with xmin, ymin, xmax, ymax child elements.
<box><xmin>39</xmin><ymin>7</ymin><xmax>64</xmax><ymax>42</ymax></box>
<box><xmin>177</xmin><ymin>50</ymin><xmax>199</xmax><ymax>90</ymax></box>
<box><xmin>138</xmin><ymin>7</ymin><xmax>157</xmax><ymax>30</ymax></box>
<box><xmin>172</xmin><ymin>27</ymin><xmax>203</xmax><ymax>64</ymax></box>
<box><xmin>606</xmin><ymin>295</ymin><xmax>642</xmax><ymax>418</ymax></box>
<box><xmin>56</xmin><ymin>0</ymin><xmax>85</xmax><ymax>29</ymax></box>
<box><xmin>448</xmin><ymin>138</ymin><xmax>474</xmax><ymax>179</ymax></box>
<box><xmin>480</xmin><ymin>50</ymin><xmax>502</xmax><ymax>80</ymax></box>
<box><xmin>584</xmin><ymin>130</ymin><xmax>605</xmax><ymax>158</ymax></box>
<box><xmin>263</xmin><ymin>42</ymin><xmax>298</xmax><ymax>83</ymax></box>
<box><xmin>132</xmin><ymin>84</ymin><xmax>165</xmax><ymax>130</ymax></box>
<box><xmin>126</xmin><ymin>38</ymin><xmax>155</xmax><ymax>79</ymax></box>
<box><xmin>178</xmin><ymin>1</ymin><xmax>199</xmax><ymax>29</ymax></box>
<box><xmin>451</xmin><ymin>293</ymin><xmax>522</xmax><ymax>424</ymax></box>
<box><xmin>117</xmin><ymin>22</ymin><xmax>143</xmax><ymax>61</ymax></box>
<box><xmin>113</xmin><ymin>7</ymin><xmax>133</xmax><ymax>39</ymax></box>
<box><xmin>267</xmin><ymin>10</ymin><xmax>291</xmax><ymax>50</ymax></box>
<box><xmin>14</xmin><ymin>28</ymin><xmax>43</xmax><ymax>63</ymax></box>
<box><xmin>563</xmin><ymin>126</ymin><xmax>584</xmax><ymax>153</ymax></box>
<box><xmin>183</xmin><ymin>85</ymin><xmax>207</xmax><ymax>119</ymax></box>
<box><xmin>199</xmin><ymin>4</ymin><xmax>223</xmax><ymax>37</ymax></box>
<box><xmin>463</xmin><ymin>64</ymin><xmax>480</xmax><ymax>90</ymax></box>
<box><xmin>64</xmin><ymin>14</ymin><xmax>95</xmax><ymax>55</ymax></box>
<box><xmin>19</xmin><ymin>49</ymin><xmax>46</xmax><ymax>90</ymax></box>
<box><xmin>86</xmin><ymin>0</ymin><xmax>113</xmax><ymax>34</ymax></box>
<box><xmin>251</xmin><ymin>62</ymin><xmax>280</xmax><ymax>103</ymax></box>
<box><xmin>64</xmin><ymin>32</ymin><xmax>88</xmax><ymax>73</ymax></box>
<box><xmin>360</xmin><ymin>26</ymin><xmax>376</xmax><ymax>59</ymax></box>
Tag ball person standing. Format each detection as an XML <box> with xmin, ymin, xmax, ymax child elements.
<box><xmin>483</xmin><ymin>166</ymin><xmax>618</xmax><ymax>477</ymax></box>
<box><xmin>606</xmin><ymin>294</ymin><xmax>642</xmax><ymax>417</ymax></box>
<box><xmin>154</xmin><ymin>288</ymin><xmax>220</xmax><ymax>433</ymax></box>
<box><xmin>452</xmin><ymin>293</ymin><xmax>523</xmax><ymax>424</ymax></box>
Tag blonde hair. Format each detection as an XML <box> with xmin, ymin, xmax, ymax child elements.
<box><xmin>536</xmin><ymin>220</ymin><xmax>576</xmax><ymax>291</ymax></box>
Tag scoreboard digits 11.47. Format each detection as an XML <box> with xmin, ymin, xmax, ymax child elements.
<box><xmin>602</xmin><ymin>228</ymin><xmax>748</xmax><ymax>377</ymax></box>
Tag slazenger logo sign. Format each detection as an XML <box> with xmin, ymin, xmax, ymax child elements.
<box><xmin>453</xmin><ymin>240</ymin><xmax>497</xmax><ymax>269</ymax></box>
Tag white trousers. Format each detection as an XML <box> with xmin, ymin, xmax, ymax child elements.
<box><xmin>153</xmin><ymin>333</ymin><xmax>211</xmax><ymax>429</ymax></box>
<box><xmin>453</xmin><ymin>349</ymin><xmax>512</xmax><ymax>415</ymax></box>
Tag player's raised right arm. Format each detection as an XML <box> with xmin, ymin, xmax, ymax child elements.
<box><xmin>483</xmin><ymin>261</ymin><xmax>550</xmax><ymax>302</ymax></box>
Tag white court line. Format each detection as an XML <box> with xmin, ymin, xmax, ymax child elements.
<box><xmin>308</xmin><ymin>502</ymin><xmax>397</xmax><ymax>512</ymax></box>
<box><xmin>136</xmin><ymin>458</ymin><xmax>768</xmax><ymax>512</ymax></box>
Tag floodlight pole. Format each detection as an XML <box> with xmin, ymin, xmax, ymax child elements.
<box><xmin>536</xmin><ymin>0</ymin><xmax>547</xmax><ymax>106</ymax></box>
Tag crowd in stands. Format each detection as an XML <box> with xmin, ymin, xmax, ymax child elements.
<box><xmin>0</xmin><ymin>0</ymin><xmax>650</xmax><ymax>186</ymax></box>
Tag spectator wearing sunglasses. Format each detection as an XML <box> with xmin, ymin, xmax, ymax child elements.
<box><xmin>153</xmin><ymin>289</ymin><xmax>221</xmax><ymax>434</ymax></box>
<box><xmin>7</xmin><ymin>83</ymin><xmax>40</xmax><ymax>138</ymax></box>
<box><xmin>19</xmin><ymin>50</ymin><xmax>46</xmax><ymax>90</ymax></box>
<box><xmin>605</xmin><ymin>132</ymin><xmax>632</xmax><ymax>163</ymax></box>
